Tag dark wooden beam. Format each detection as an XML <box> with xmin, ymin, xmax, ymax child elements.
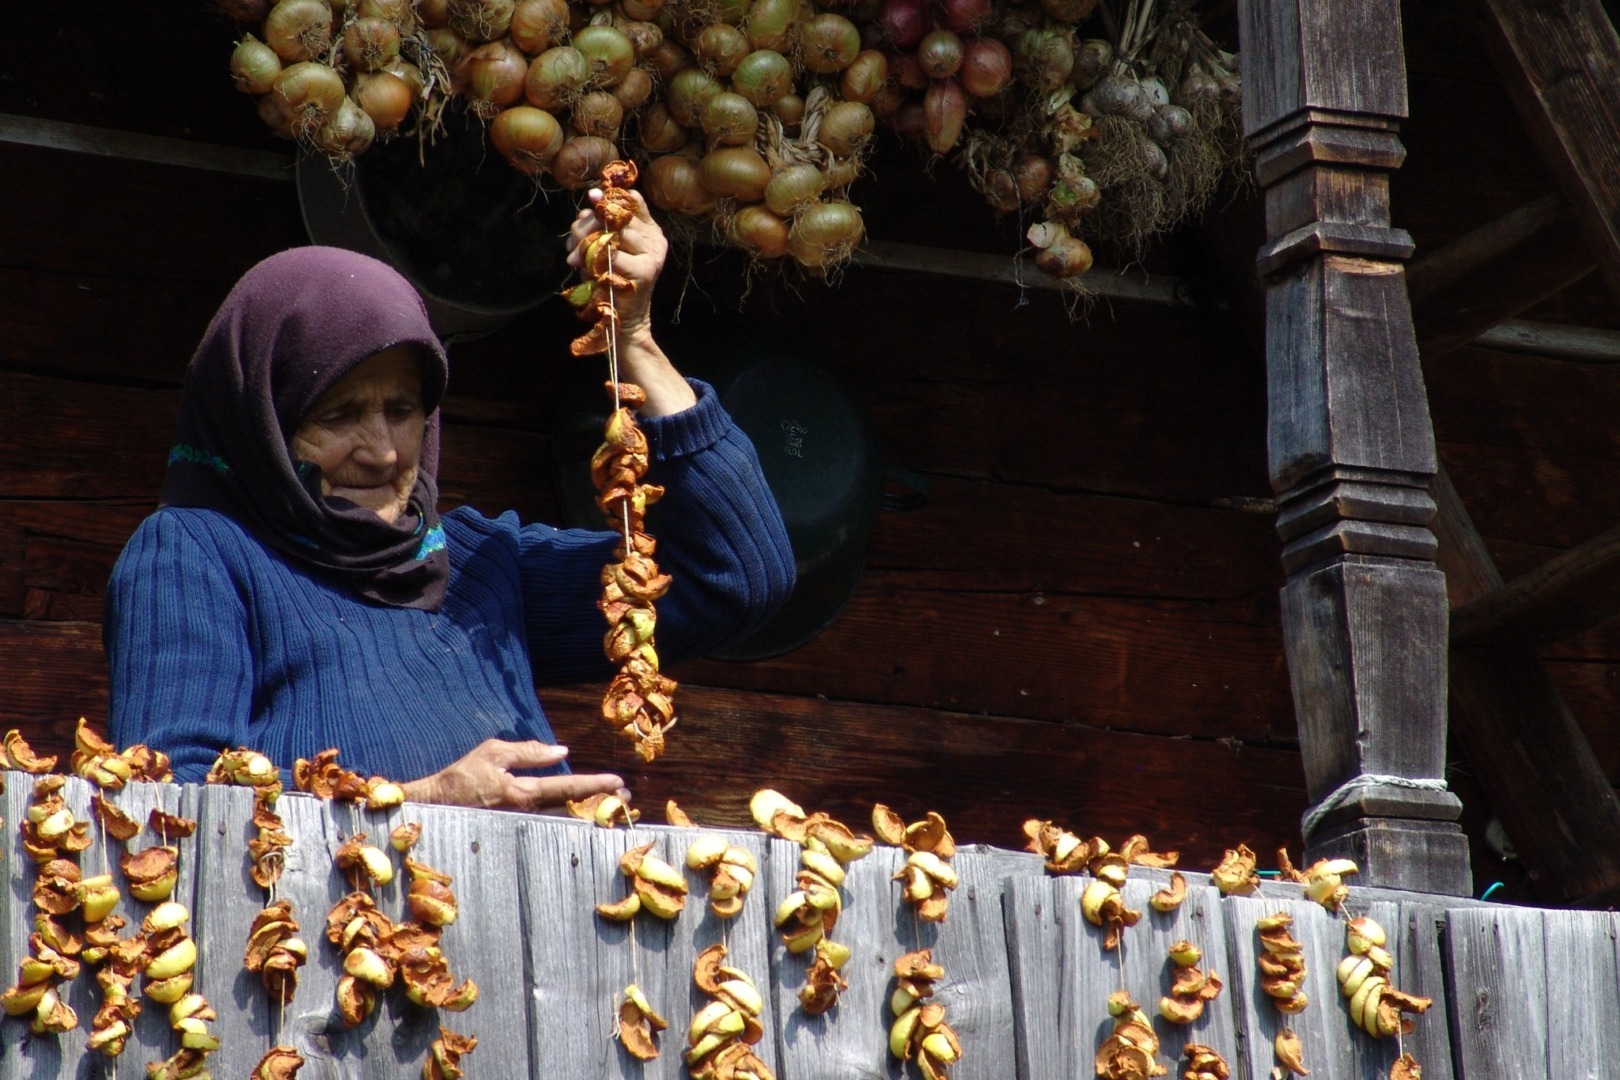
<box><xmin>1239</xmin><ymin>0</ymin><xmax>1470</xmax><ymax>894</ymax></box>
<box><xmin>1451</xmin><ymin>521</ymin><xmax>1620</xmax><ymax>647</ymax></box>
<box><xmin>1432</xmin><ymin>470</ymin><xmax>1620</xmax><ymax>903</ymax></box>
<box><xmin>1407</xmin><ymin>193</ymin><xmax>1597</xmax><ymax>358</ymax></box>
<box><xmin>1475</xmin><ymin>0</ymin><xmax>1620</xmax><ymax>302</ymax></box>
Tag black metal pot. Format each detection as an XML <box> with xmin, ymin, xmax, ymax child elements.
<box><xmin>296</xmin><ymin>113</ymin><xmax>577</xmax><ymax>343</ymax></box>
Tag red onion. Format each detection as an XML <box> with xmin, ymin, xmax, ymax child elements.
<box><xmin>940</xmin><ymin>0</ymin><xmax>990</xmax><ymax>36</ymax></box>
<box><xmin>957</xmin><ymin>37</ymin><xmax>1010</xmax><ymax>98</ymax></box>
<box><xmin>922</xmin><ymin>78</ymin><xmax>965</xmax><ymax>154</ymax></box>
<box><xmin>877</xmin><ymin>0</ymin><xmax>930</xmax><ymax>50</ymax></box>
<box><xmin>916</xmin><ymin>29</ymin><xmax>963</xmax><ymax>80</ymax></box>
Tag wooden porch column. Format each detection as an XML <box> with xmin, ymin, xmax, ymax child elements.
<box><xmin>1238</xmin><ymin>0</ymin><xmax>1470</xmax><ymax>893</ymax></box>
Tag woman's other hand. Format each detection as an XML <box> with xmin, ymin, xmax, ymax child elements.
<box><xmin>401</xmin><ymin>739</ymin><xmax>626</xmax><ymax>812</ymax></box>
<box><xmin>563</xmin><ymin>188</ymin><xmax>696</xmax><ymax>417</ymax></box>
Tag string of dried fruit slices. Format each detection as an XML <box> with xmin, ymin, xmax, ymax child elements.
<box><xmin>564</xmin><ymin>160</ymin><xmax>679</xmax><ymax>763</ymax></box>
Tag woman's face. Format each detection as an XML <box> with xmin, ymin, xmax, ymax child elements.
<box><xmin>290</xmin><ymin>346</ymin><xmax>426</xmax><ymax>523</ymax></box>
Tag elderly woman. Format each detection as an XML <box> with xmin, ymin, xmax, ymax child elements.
<box><xmin>104</xmin><ymin>193</ymin><xmax>795</xmax><ymax>809</ymax></box>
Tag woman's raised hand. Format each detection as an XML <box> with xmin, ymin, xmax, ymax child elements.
<box><xmin>563</xmin><ymin>187</ymin><xmax>696</xmax><ymax>417</ymax></box>
<box><xmin>401</xmin><ymin>739</ymin><xmax>626</xmax><ymax>812</ymax></box>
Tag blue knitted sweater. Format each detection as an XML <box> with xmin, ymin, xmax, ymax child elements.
<box><xmin>104</xmin><ymin>386</ymin><xmax>795</xmax><ymax>783</ymax></box>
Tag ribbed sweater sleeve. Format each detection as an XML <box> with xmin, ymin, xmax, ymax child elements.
<box><xmin>104</xmin><ymin>511</ymin><xmax>254</xmax><ymax>782</ymax></box>
<box><xmin>522</xmin><ymin>381</ymin><xmax>796</xmax><ymax>684</ymax></box>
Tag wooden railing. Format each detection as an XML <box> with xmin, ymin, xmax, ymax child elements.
<box><xmin>0</xmin><ymin>773</ymin><xmax>1584</xmax><ymax>1079</ymax></box>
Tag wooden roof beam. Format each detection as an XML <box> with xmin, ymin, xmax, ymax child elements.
<box><xmin>1407</xmin><ymin>193</ymin><xmax>1596</xmax><ymax>358</ymax></box>
<box><xmin>1474</xmin><ymin>0</ymin><xmax>1620</xmax><ymax>302</ymax></box>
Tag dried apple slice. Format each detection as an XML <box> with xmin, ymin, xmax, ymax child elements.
<box><xmin>4</xmin><ymin>729</ymin><xmax>58</xmax><ymax>773</ymax></box>
<box><xmin>1212</xmin><ymin>844</ymin><xmax>1259</xmax><ymax>896</ymax></box>
<box><xmin>253</xmin><ymin>1045</ymin><xmax>307</xmax><ymax>1079</ymax></box>
<box><xmin>90</xmin><ymin>795</ymin><xmax>142</xmax><ymax>842</ymax></box>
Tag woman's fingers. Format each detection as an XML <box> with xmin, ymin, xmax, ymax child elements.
<box><xmin>508</xmin><ymin>771</ymin><xmax>627</xmax><ymax>810</ymax></box>
<box><xmin>481</xmin><ymin>739</ymin><xmax>570</xmax><ymax>771</ymax></box>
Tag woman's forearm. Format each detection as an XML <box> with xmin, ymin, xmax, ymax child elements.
<box><xmin>614</xmin><ymin>326</ymin><xmax>697</xmax><ymax>417</ymax></box>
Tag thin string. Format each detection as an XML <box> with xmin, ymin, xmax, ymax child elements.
<box><xmin>604</xmin><ymin>243</ymin><xmax>633</xmax><ymax>549</ymax></box>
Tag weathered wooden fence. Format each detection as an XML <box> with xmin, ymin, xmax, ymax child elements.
<box><xmin>0</xmin><ymin>772</ymin><xmax>1601</xmax><ymax>1078</ymax></box>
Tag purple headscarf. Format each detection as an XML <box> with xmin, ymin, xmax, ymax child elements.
<box><xmin>161</xmin><ymin>246</ymin><xmax>453</xmax><ymax>610</ymax></box>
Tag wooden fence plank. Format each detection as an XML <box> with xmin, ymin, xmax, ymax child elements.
<box><xmin>1542</xmin><ymin>908</ymin><xmax>1619</xmax><ymax>1080</ymax></box>
<box><xmin>1223</xmin><ymin>892</ymin><xmax>1387</xmax><ymax>1080</ymax></box>
<box><xmin>1444</xmin><ymin>907</ymin><xmax>1549</xmax><ymax>1080</ymax></box>
<box><xmin>1116</xmin><ymin>873</ymin><xmax>1241</xmax><ymax>1080</ymax></box>
<box><xmin>1</xmin><ymin>773</ymin><xmax>28</xmax><ymax>1078</ymax></box>
<box><xmin>519</xmin><ymin>818</ymin><xmax>779</xmax><ymax>1079</ymax></box>
<box><xmin>1377</xmin><ymin>900</ymin><xmax>1458</xmax><ymax>1080</ymax></box>
<box><xmin>385</xmin><ymin>799</ymin><xmax>534</xmax><ymax>1079</ymax></box>
<box><xmin>1004</xmin><ymin>874</ymin><xmax>1077</xmax><ymax>1080</ymax></box>
<box><xmin>767</xmin><ymin>834</ymin><xmax>894</xmax><ymax>1080</ymax></box>
<box><xmin>192</xmin><ymin>783</ymin><xmax>276</xmax><ymax>1072</ymax></box>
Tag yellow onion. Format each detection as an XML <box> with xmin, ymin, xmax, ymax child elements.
<box><xmin>822</xmin><ymin>154</ymin><xmax>859</xmax><ymax>189</ymax></box>
<box><xmin>645</xmin><ymin>152</ymin><xmax>715</xmax><ymax>215</ymax></box>
<box><xmin>424</xmin><ymin>28</ymin><xmax>472</xmax><ymax>76</ymax></box>
<box><xmin>256</xmin><ymin>90</ymin><xmax>295</xmax><ymax>139</ymax></box>
<box><xmin>699</xmin><ymin>145</ymin><xmax>771</xmax><ymax>201</ymax></box>
<box><xmin>524</xmin><ymin>45</ymin><xmax>589</xmax><ymax>110</ymax></box>
<box><xmin>816</xmin><ymin>100</ymin><xmax>873</xmax><ymax>157</ymax></box>
<box><xmin>770</xmin><ymin>91</ymin><xmax>805</xmax><ymax>129</ymax></box>
<box><xmin>729</xmin><ymin>49</ymin><xmax>792</xmax><ymax>106</ymax></box>
<box><xmin>354</xmin><ymin>70</ymin><xmax>414</xmax><ymax>130</ymax></box>
<box><xmin>447</xmin><ymin>0</ymin><xmax>514</xmax><ymax>42</ymax></box>
<box><xmin>788</xmin><ymin>199</ymin><xmax>863</xmax><ymax>268</ymax></box>
<box><xmin>509</xmin><ymin>0</ymin><xmax>569</xmax><ymax>52</ymax></box>
<box><xmin>550</xmin><ymin>135</ymin><xmax>618</xmax><ymax>189</ymax></box>
<box><xmin>312</xmin><ymin>97</ymin><xmax>377</xmax><ymax>156</ymax></box>
<box><xmin>638</xmin><ymin>102</ymin><xmax>690</xmax><ymax>153</ymax></box>
<box><xmin>707</xmin><ymin>0</ymin><xmax>753</xmax><ymax>25</ymax></box>
<box><xmin>615</xmin><ymin>19</ymin><xmax>663</xmax><ymax>59</ymax></box>
<box><xmin>838</xmin><ymin>49</ymin><xmax>887</xmax><ymax>103</ymax></box>
<box><xmin>799</xmin><ymin>13</ymin><xmax>860</xmax><ymax>73</ymax></box>
<box><xmin>728</xmin><ymin>204</ymin><xmax>791</xmax><ymax>258</ymax></box>
<box><xmin>489</xmin><ymin>105</ymin><xmax>566</xmax><ymax>172</ymax></box>
<box><xmin>273</xmin><ymin>61</ymin><xmax>347</xmax><ymax>136</ymax></box>
<box><xmin>357</xmin><ymin>0</ymin><xmax>415</xmax><ymax>26</ymax></box>
<box><xmin>382</xmin><ymin>56</ymin><xmax>425</xmax><ymax>96</ymax></box>
<box><xmin>231</xmin><ymin>35</ymin><xmax>282</xmax><ymax>95</ymax></box>
<box><xmin>417</xmin><ymin>0</ymin><xmax>452</xmax><ymax>27</ymax></box>
<box><xmin>763</xmin><ymin>162</ymin><xmax>825</xmax><ymax>216</ymax></box>
<box><xmin>620</xmin><ymin>0</ymin><xmax>663</xmax><ymax>19</ymax></box>
<box><xmin>574</xmin><ymin>25</ymin><xmax>636</xmax><ymax>88</ymax></box>
<box><xmin>342</xmin><ymin>16</ymin><xmax>402</xmax><ymax>71</ymax></box>
<box><xmin>263</xmin><ymin>0</ymin><xmax>333</xmax><ymax>62</ymax></box>
<box><xmin>700</xmin><ymin>91</ymin><xmax>759</xmax><ymax>147</ymax></box>
<box><xmin>612</xmin><ymin>66</ymin><xmax>655</xmax><ymax>110</ymax></box>
<box><xmin>466</xmin><ymin>38</ymin><xmax>529</xmax><ymax>114</ymax></box>
<box><xmin>667</xmin><ymin>67</ymin><xmax>723</xmax><ymax>126</ymax></box>
<box><xmin>572</xmin><ymin>90</ymin><xmax>626</xmax><ymax>138</ymax></box>
<box><xmin>922</xmin><ymin>77</ymin><xmax>966</xmax><ymax>154</ymax></box>
<box><xmin>1034</xmin><ymin>232</ymin><xmax>1093</xmax><ymax>278</ymax></box>
<box><xmin>743</xmin><ymin>0</ymin><xmax>797</xmax><ymax>52</ymax></box>
<box><xmin>694</xmin><ymin>23</ymin><xmax>751</xmax><ymax>77</ymax></box>
<box><xmin>647</xmin><ymin>40</ymin><xmax>692</xmax><ymax>81</ymax></box>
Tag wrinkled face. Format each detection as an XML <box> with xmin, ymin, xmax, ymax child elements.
<box><xmin>290</xmin><ymin>346</ymin><xmax>426</xmax><ymax>524</ymax></box>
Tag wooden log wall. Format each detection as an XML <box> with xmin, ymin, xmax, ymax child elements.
<box><xmin>0</xmin><ymin>1</ymin><xmax>1315</xmax><ymax>875</ymax></box>
<box><xmin>0</xmin><ymin>772</ymin><xmax>1532</xmax><ymax>1079</ymax></box>
<box><xmin>13</xmin><ymin>0</ymin><xmax>1620</xmax><ymax>900</ymax></box>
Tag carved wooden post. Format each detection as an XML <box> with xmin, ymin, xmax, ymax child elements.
<box><xmin>1238</xmin><ymin>0</ymin><xmax>1470</xmax><ymax>893</ymax></box>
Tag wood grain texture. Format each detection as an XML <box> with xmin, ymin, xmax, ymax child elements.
<box><xmin>1443</xmin><ymin>906</ymin><xmax>1549</xmax><ymax>1080</ymax></box>
<box><xmin>544</xmin><ymin>682</ymin><xmax>1309</xmax><ymax>868</ymax></box>
<box><xmin>1450</xmin><ymin>518</ymin><xmax>1620</xmax><ymax>647</ymax></box>
<box><xmin>1476</xmin><ymin>0</ymin><xmax>1620</xmax><ymax>301</ymax></box>
<box><xmin>1407</xmin><ymin>193</ymin><xmax>1596</xmax><ymax>360</ymax></box>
